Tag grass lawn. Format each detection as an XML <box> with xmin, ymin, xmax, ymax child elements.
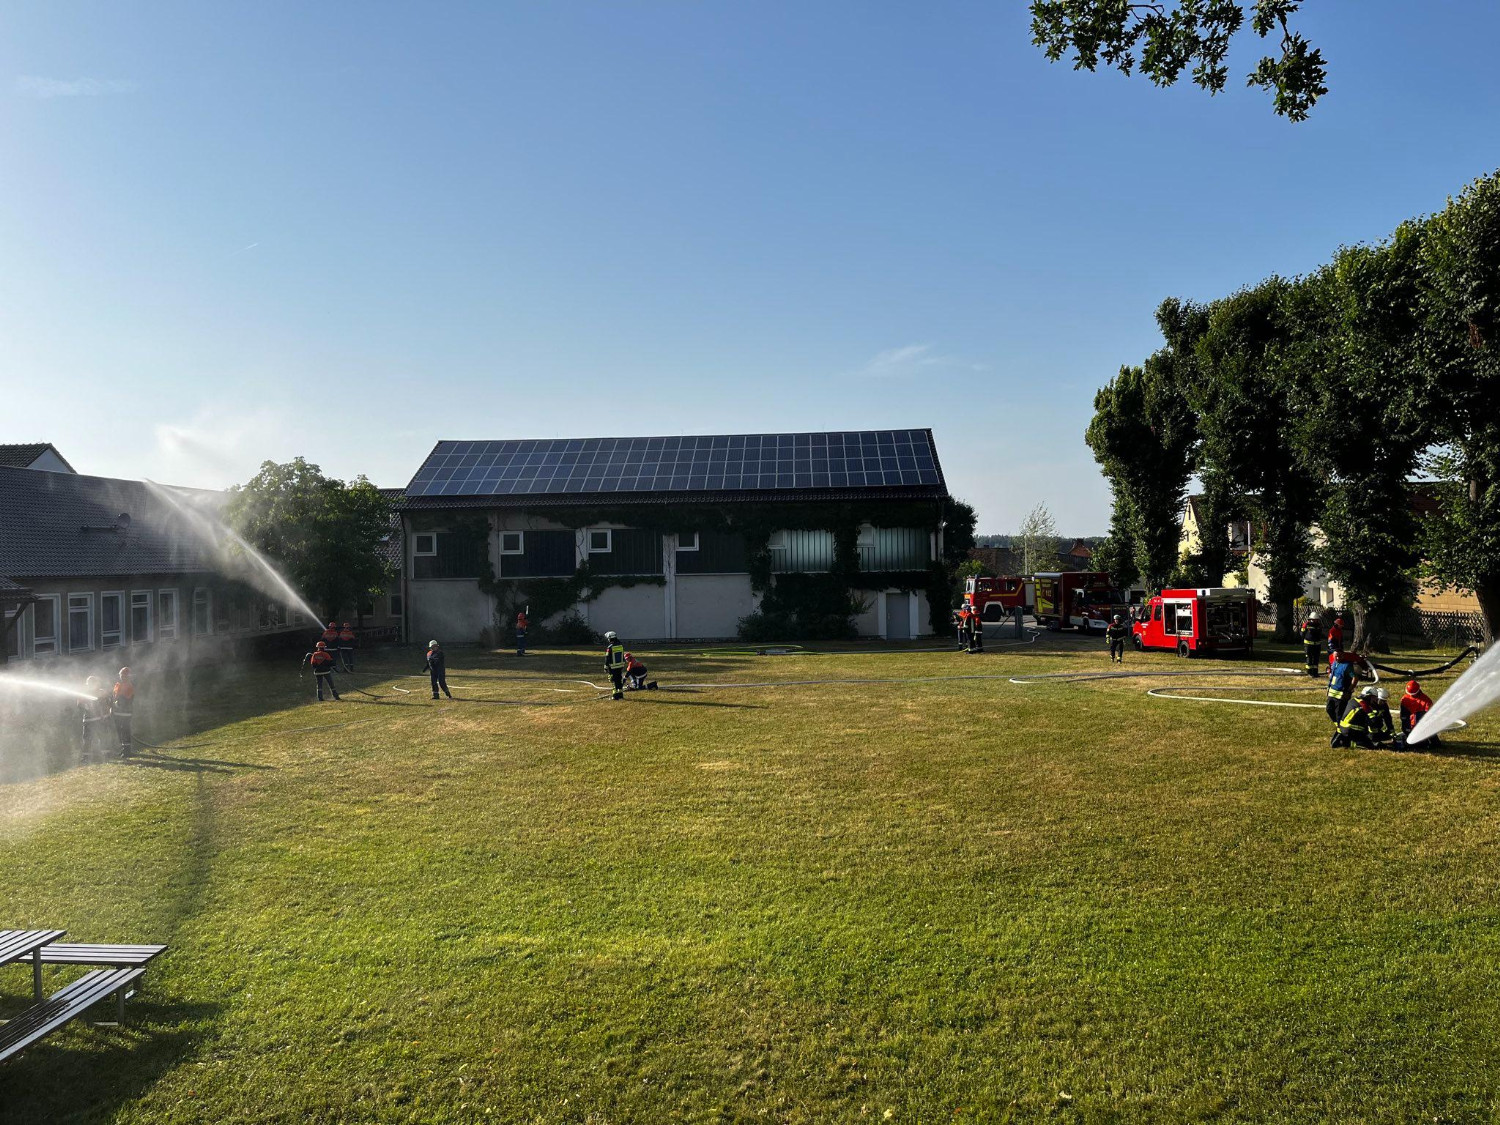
<box><xmin>2</xmin><ymin>635</ymin><xmax>1499</xmax><ymax>1123</ymax></box>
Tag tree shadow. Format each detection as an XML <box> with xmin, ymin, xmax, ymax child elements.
<box><xmin>119</xmin><ymin>750</ymin><xmax>278</xmax><ymax>775</ymax></box>
<box><xmin>635</xmin><ymin>697</ymin><xmax>766</xmax><ymax>709</ymax></box>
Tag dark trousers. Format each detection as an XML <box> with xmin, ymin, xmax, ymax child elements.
<box><xmin>113</xmin><ymin>713</ymin><xmax>132</xmax><ymax>754</ymax></box>
<box><xmin>1109</xmin><ymin>639</ymin><xmax>1125</xmax><ymax>663</ymax></box>
<box><xmin>1326</xmin><ymin>694</ymin><xmax>1347</xmax><ymax>724</ymax></box>
<box><xmin>339</xmin><ymin>646</ymin><xmax>354</xmax><ymax>671</ymax></box>
<box><xmin>969</xmin><ymin>626</ymin><xmax>984</xmax><ymax>653</ymax></box>
<box><xmin>1304</xmin><ymin>644</ymin><xmax>1321</xmax><ymax>676</ymax></box>
<box><xmin>315</xmin><ymin>671</ymin><xmax>340</xmax><ymax>701</ymax></box>
<box><xmin>430</xmin><ymin>669</ymin><xmax>450</xmax><ymax>699</ymax></box>
<box><xmin>516</xmin><ymin>629</ymin><xmax>526</xmax><ymax>657</ymax></box>
<box><xmin>82</xmin><ymin>718</ymin><xmax>110</xmax><ymax>761</ymax></box>
<box><xmin>609</xmin><ymin>668</ymin><xmax>625</xmax><ymax>699</ymax></box>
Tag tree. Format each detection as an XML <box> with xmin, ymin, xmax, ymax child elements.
<box><xmin>1017</xmin><ymin>503</ymin><xmax>1059</xmax><ymax>574</ymax></box>
<box><xmin>1417</xmin><ymin>172</ymin><xmax>1500</xmax><ymax>643</ymax></box>
<box><xmin>1030</xmin><ymin>0</ymin><xmax>1328</xmax><ymax>121</ymax></box>
<box><xmin>227</xmin><ymin>458</ymin><xmax>396</xmax><ymax>622</ymax></box>
<box><xmin>1190</xmin><ymin>279</ymin><xmax>1318</xmax><ymax>640</ymax></box>
<box><xmin>1291</xmin><ymin>232</ymin><xmax>1426</xmax><ymax>652</ymax></box>
<box><xmin>1093</xmin><ymin>485</ymin><xmax>1141</xmax><ymax>590</ymax></box>
<box><xmin>1086</xmin><ymin>299</ymin><xmax>1203</xmax><ymax>591</ymax></box>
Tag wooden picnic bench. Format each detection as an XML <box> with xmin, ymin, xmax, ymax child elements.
<box><xmin>0</xmin><ymin>932</ymin><xmax>167</xmax><ymax>1063</ymax></box>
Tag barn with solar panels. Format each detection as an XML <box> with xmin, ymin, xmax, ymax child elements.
<box><xmin>396</xmin><ymin>430</ymin><xmax>954</xmax><ymax>642</ymax></box>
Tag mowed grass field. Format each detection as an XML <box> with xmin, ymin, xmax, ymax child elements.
<box><xmin>2</xmin><ymin>635</ymin><xmax>1500</xmax><ymax>1123</ymax></box>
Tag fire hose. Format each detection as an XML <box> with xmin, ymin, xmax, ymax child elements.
<box><xmin>1367</xmin><ymin>646</ymin><xmax>1480</xmax><ymax>680</ymax></box>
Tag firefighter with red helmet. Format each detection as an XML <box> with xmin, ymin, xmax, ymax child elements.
<box><xmin>321</xmin><ymin>620</ymin><xmax>340</xmax><ymax>649</ymax></box>
<box><xmin>112</xmin><ymin>667</ymin><xmax>135</xmax><ymax>756</ymax></box>
<box><xmin>303</xmin><ymin>640</ymin><xmax>341</xmax><ymax>701</ymax></box>
<box><xmin>1400</xmin><ymin>679</ymin><xmax>1437</xmax><ymax>744</ymax></box>
<box><xmin>624</xmin><ymin>651</ymin><xmax>657</xmax><ymax>691</ymax></box>
<box><xmin>1326</xmin><ymin>613</ymin><xmax>1346</xmax><ymax>658</ymax></box>
<box><xmin>337</xmin><ymin>621</ymin><xmax>357</xmax><ymax>671</ymax></box>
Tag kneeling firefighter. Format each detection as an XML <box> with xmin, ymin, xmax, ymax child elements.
<box><xmin>624</xmin><ymin>651</ymin><xmax>657</xmax><ymax>691</ymax></box>
<box><xmin>1332</xmin><ymin>687</ymin><xmax>1378</xmax><ymax>749</ymax></box>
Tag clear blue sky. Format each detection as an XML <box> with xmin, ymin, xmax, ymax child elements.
<box><xmin>3</xmin><ymin>2</ymin><xmax>1497</xmax><ymax>533</ymax></box>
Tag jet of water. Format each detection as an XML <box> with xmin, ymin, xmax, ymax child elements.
<box><xmin>144</xmin><ymin>481</ymin><xmax>325</xmax><ymax>625</ymax></box>
<box><xmin>1408</xmin><ymin>642</ymin><xmax>1499</xmax><ymax>744</ymax></box>
<box><xmin>0</xmin><ymin>677</ymin><xmax>95</xmax><ymax>702</ymax></box>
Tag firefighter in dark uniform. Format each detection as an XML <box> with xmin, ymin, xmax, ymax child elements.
<box><xmin>1105</xmin><ymin>614</ymin><xmax>1130</xmax><ymax>664</ymax></box>
<box><xmin>1300</xmin><ymin>611</ymin><xmax>1322</xmax><ymax>677</ymax></box>
<box><xmin>79</xmin><ymin>675</ymin><xmax>111</xmax><ymax>763</ymax></box>
<box><xmin>424</xmin><ymin>640</ymin><xmax>452</xmax><ymax>699</ymax></box>
<box><xmin>1325</xmin><ymin>650</ymin><xmax>1365</xmax><ymax>724</ymax></box>
<box><xmin>968</xmin><ymin>605</ymin><xmax>984</xmax><ymax>653</ymax></box>
<box><xmin>515</xmin><ymin>610</ymin><xmax>529</xmax><ymax>657</ymax></box>
<box><xmin>1369</xmin><ymin>687</ymin><xmax>1397</xmax><ymax>746</ymax></box>
<box><xmin>604</xmin><ymin>631</ymin><xmax>627</xmax><ymax>700</ymax></box>
<box><xmin>953</xmin><ymin>606</ymin><xmax>969</xmax><ymax>651</ymax></box>
<box><xmin>303</xmin><ymin>640</ymin><xmax>341</xmax><ymax>701</ymax></box>
<box><xmin>624</xmin><ymin>651</ymin><xmax>658</xmax><ymax>691</ymax></box>
<box><xmin>338</xmin><ymin>622</ymin><xmax>357</xmax><ymax>672</ymax></box>
<box><xmin>1332</xmin><ymin>689</ymin><xmax>1377</xmax><ymax>749</ymax></box>
<box><xmin>1326</xmin><ymin>613</ymin><xmax>1346</xmax><ymax>658</ymax></box>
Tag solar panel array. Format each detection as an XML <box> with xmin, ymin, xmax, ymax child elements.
<box><xmin>405</xmin><ymin>431</ymin><xmax>943</xmax><ymax>497</ymax></box>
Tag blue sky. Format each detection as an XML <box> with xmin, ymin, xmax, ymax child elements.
<box><xmin>3</xmin><ymin>2</ymin><xmax>1498</xmax><ymax>532</ymax></box>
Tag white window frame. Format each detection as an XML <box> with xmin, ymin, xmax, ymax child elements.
<box><xmin>100</xmin><ymin>591</ymin><xmax>125</xmax><ymax>649</ymax></box>
<box><xmin>192</xmin><ymin>587</ymin><xmax>213</xmax><ymax>636</ymax></box>
<box><xmin>676</xmin><ymin>532</ymin><xmax>699</xmax><ymax>552</ymax></box>
<box><xmin>499</xmin><ymin>530</ymin><xmax>525</xmax><ymax>555</ymax></box>
<box><xmin>768</xmin><ymin>530</ymin><xmax>789</xmax><ymax>551</ymax></box>
<box><xmin>158</xmin><ymin>588</ymin><xmax>179</xmax><ymax>641</ymax></box>
<box><xmin>389</xmin><ymin>592</ymin><xmax>404</xmax><ymax>618</ymax></box>
<box><xmin>3</xmin><ymin>606</ymin><xmax>22</xmax><ymax>662</ymax></box>
<box><xmin>414</xmin><ymin>533</ymin><xmax>438</xmax><ymax>557</ymax></box>
<box><xmin>67</xmin><ymin>592</ymin><xmax>94</xmax><ymax>654</ymax></box>
<box><xmin>130</xmin><ymin>589</ymin><xmax>155</xmax><ymax>645</ymax></box>
<box><xmin>32</xmin><ymin>594</ymin><xmax>61</xmax><ymax>657</ymax></box>
<box><xmin>587</xmin><ymin>528</ymin><xmax>612</xmax><ymax>554</ymax></box>
<box><xmin>856</xmin><ymin>524</ymin><xmax>875</xmax><ymax>548</ymax></box>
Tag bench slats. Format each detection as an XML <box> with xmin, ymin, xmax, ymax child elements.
<box><xmin>0</xmin><ymin>967</ymin><xmax>146</xmax><ymax>1062</ymax></box>
<box><xmin>35</xmin><ymin>944</ymin><xmax>167</xmax><ymax>967</ymax></box>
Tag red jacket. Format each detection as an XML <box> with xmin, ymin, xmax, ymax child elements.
<box><xmin>338</xmin><ymin>628</ymin><xmax>356</xmax><ymax>644</ymax></box>
<box><xmin>1400</xmin><ymin>689</ymin><xmax>1432</xmax><ymax>727</ymax></box>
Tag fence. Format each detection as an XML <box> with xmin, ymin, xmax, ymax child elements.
<box><xmin>1259</xmin><ymin>603</ymin><xmax>1487</xmax><ymax>648</ymax></box>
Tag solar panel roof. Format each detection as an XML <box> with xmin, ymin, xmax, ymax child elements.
<box><xmin>404</xmin><ymin>430</ymin><xmax>944</xmax><ymax>499</ymax></box>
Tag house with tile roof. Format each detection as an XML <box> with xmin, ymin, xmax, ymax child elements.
<box><xmin>0</xmin><ymin>443</ymin><xmax>76</xmax><ymax>474</ymax></box>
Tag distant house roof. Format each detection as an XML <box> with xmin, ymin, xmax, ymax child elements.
<box><xmin>401</xmin><ymin>430</ymin><xmax>949</xmax><ymax>510</ymax></box>
<box><xmin>0</xmin><ymin>443</ymin><xmax>76</xmax><ymax>473</ymax></box>
<box><xmin>969</xmin><ymin>546</ymin><xmax>1023</xmax><ymax>575</ymax></box>
<box><xmin>0</xmin><ymin>466</ymin><xmax>219</xmax><ymax>580</ymax></box>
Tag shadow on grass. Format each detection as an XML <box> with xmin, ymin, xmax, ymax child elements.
<box><xmin>636</xmin><ymin>697</ymin><xmax>766</xmax><ymax>709</ymax></box>
<box><xmin>119</xmin><ymin>750</ymin><xmax>278</xmax><ymax>775</ymax></box>
<box><xmin>0</xmin><ymin>995</ymin><xmax>220</xmax><ymax>1123</ymax></box>
<box><xmin>1412</xmin><ymin>739</ymin><xmax>1500</xmax><ymax>763</ymax></box>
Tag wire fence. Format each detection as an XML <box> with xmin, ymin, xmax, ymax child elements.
<box><xmin>1258</xmin><ymin>603</ymin><xmax>1488</xmax><ymax>648</ymax></box>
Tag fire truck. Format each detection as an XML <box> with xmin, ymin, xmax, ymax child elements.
<box><xmin>1033</xmin><ymin>571</ymin><xmax>1127</xmax><ymax>633</ymax></box>
<box><xmin>963</xmin><ymin>575</ymin><xmax>1032</xmax><ymax>623</ymax></box>
<box><xmin>1132</xmin><ymin>587</ymin><xmax>1257</xmax><ymax>656</ymax></box>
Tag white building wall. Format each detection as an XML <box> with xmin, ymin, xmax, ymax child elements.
<box><xmin>586</xmin><ymin>584</ymin><xmax>669</xmax><ymax>641</ymax></box>
<box><xmin>676</xmin><ymin>574</ymin><xmax>758</xmax><ymax>639</ymax></box>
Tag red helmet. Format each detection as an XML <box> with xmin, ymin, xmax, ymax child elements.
<box><xmin>1407</xmin><ymin>679</ymin><xmax>1420</xmax><ymax>693</ymax></box>
<box><xmin>316</xmin><ymin>641</ymin><xmax>328</xmax><ymax>650</ymax></box>
<box><xmin>625</xmin><ymin>651</ymin><xmax>634</xmax><ymax>660</ymax></box>
<box><xmin>327</xmin><ymin>621</ymin><xmax>337</xmax><ymax>628</ymax></box>
<box><xmin>343</xmin><ymin>622</ymin><xmax>352</xmax><ymax>628</ymax></box>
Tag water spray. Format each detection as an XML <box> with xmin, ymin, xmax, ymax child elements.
<box><xmin>1409</xmin><ymin>641</ymin><xmax>1498</xmax><ymax>745</ymax></box>
<box><xmin>0</xmin><ymin>678</ymin><xmax>95</xmax><ymax>702</ymax></box>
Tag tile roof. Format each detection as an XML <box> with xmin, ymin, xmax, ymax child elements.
<box><xmin>0</xmin><ymin>443</ymin><xmax>74</xmax><ymax>471</ymax></box>
<box><xmin>0</xmin><ymin>466</ymin><xmax>221</xmax><ymax>580</ymax></box>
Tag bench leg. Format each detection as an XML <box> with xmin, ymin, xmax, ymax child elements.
<box><xmin>31</xmin><ymin>951</ymin><xmax>42</xmax><ymax>1005</ymax></box>
<box><xmin>117</xmin><ymin>987</ymin><xmax>126</xmax><ymax>1026</ymax></box>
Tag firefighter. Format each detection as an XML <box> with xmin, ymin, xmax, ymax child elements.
<box><xmin>1105</xmin><ymin>614</ymin><xmax>1130</xmax><ymax>664</ymax></box>
<box><xmin>953</xmin><ymin>606</ymin><xmax>969</xmax><ymax>651</ymax></box>
<box><xmin>515</xmin><ymin>609</ymin><xmax>529</xmax><ymax>657</ymax></box>
<box><xmin>1300</xmin><ymin>611</ymin><xmax>1323</xmax><ymax>678</ymax></box>
<box><xmin>1332</xmin><ymin>688</ymin><xmax>1377</xmax><ymax>749</ymax></box>
<box><xmin>424</xmin><ymin>640</ymin><xmax>452</xmax><ymax>700</ymax></box>
<box><xmin>1400</xmin><ymin>679</ymin><xmax>1437</xmax><ymax>744</ymax></box>
<box><xmin>624</xmin><ymin>651</ymin><xmax>657</xmax><ymax>691</ymax></box>
<box><xmin>112</xmin><ymin>667</ymin><xmax>135</xmax><ymax>756</ymax></box>
<box><xmin>337</xmin><ymin>621</ymin><xmax>357</xmax><ymax>672</ymax></box>
<box><xmin>968</xmin><ymin>606</ymin><xmax>985</xmax><ymax>653</ymax></box>
<box><xmin>78</xmin><ymin>675</ymin><xmax>111</xmax><ymax>763</ymax></box>
<box><xmin>1326</xmin><ymin>613</ymin><xmax>1346</xmax><ymax>658</ymax></box>
<box><xmin>603</xmin><ymin>631</ymin><xmax>627</xmax><ymax>700</ymax></box>
<box><xmin>1326</xmin><ymin>650</ymin><xmax>1365</xmax><ymax>724</ymax></box>
<box><xmin>1369</xmin><ymin>687</ymin><xmax>1397</xmax><ymax>746</ymax></box>
<box><xmin>321</xmin><ymin>620</ymin><xmax>341</xmax><ymax>649</ymax></box>
<box><xmin>303</xmin><ymin>640</ymin><xmax>341</xmax><ymax>701</ymax></box>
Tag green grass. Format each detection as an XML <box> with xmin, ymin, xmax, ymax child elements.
<box><xmin>2</xmin><ymin>637</ymin><xmax>1499</xmax><ymax>1123</ymax></box>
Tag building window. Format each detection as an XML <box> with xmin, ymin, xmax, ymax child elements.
<box><xmin>159</xmin><ymin>589</ymin><xmax>179</xmax><ymax>641</ymax></box>
<box><xmin>130</xmin><ymin>591</ymin><xmax>154</xmax><ymax>644</ymax></box>
<box><xmin>676</xmin><ymin>532</ymin><xmax>699</xmax><ymax>552</ymax></box>
<box><xmin>67</xmin><ymin>593</ymin><xmax>94</xmax><ymax>653</ymax></box>
<box><xmin>101</xmin><ymin>592</ymin><xmax>124</xmax><ymax>648</ymax></box>
<box><xmin>587</xmin><ymin>528</ymin><xmax>612</xmax><ymax>554</ymax></box>
<box><xmin>389</xmin><ymin>592</ymin><xmax>404</xmax><ymax>618</ymax></box>
<box><xmin>3</xmin><ymin>608</ymin><xmax>20</xmax><ymax>661</ymax></box>
<box><xmin>32</xmin><ymin>595</ymin><xmax>60</xmax><ymax>657</ymax></box>
<box><xmin>414</xmin><ymin>533</ymin><xmax>438</xmax><ymax>557</ymax></box>
<box><xmin>768</xmin><ymin>530</ymin><xmax>788</xmax><ymax>551</ymax></box>
<box><xmin>500</xmin><ymin>531</ymin><xmax>524</xmax><ymax>555</ymax></box>
<box><xmin>192</xmin><ymin>588</ymin><xmax>212</xmax><ymax>636</ymax></box>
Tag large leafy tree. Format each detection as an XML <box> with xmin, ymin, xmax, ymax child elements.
<box><xmin>1087</xmin><ymin>299</ymin><xmax>1203</xmax><ymax>591</ymax></box>
<box><xmin>227</xmin><ymin>458</ymin><xmax>396</xmax><ymax>623</ymax></box>
<box><xmin>1093</xmin><ymin>485</ymin><xmax>1141</xmax><ymax>591</ymax></box>
<box><xmin>1190</xmin><ymin>279</ymin><xmax>1317</xmax><ymax>639</ymax></box>
<box><xmin>1030</xmin><ymin>0</ymin><xmax>1328</xmax><ymax>121</ymax></box>
<box><xmin>1291</xmin><ymin>231</ymin><xmax>1426</xmax><ymax>652</ymax></box>
<box><xmin>1417</xmin><ymin>173</ymin><xmax>1500</xmax><ymax>643</ymax></box>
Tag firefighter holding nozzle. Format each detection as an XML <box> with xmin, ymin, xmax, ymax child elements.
<box><xmin>1300</xmin><ymin>610</ymin><xmax>1323</xmax><ymax>677</ymax></box>
<box><xmin>1105</xmin><ymin>614</ymin><xmax>1130</xmax><ymax>664</ymax></box>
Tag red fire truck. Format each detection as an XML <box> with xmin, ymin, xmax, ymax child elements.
<box><xmin>1132</xmin><ymin>587</ymin><xmax>1257</xmax><ymax>656</ymax></box>
<box><xmin>1033</xmin><ymin>572</ymin><xmax>1127</xmax><ymax>634</ymax></box>
<box><xmin>963</xmin><ymin>575</ymin><xmax>1032</xmax><ymax>623</ymax></box>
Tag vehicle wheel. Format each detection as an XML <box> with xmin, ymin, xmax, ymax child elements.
<box><xmin>1133</xmin><ymin>635</ymin><xmax>1142</xmax><ymax>651</ymax></box>
<box><xmin>1177</xmin><ymin>640</ymin><xmax>1191</xmax><ymax>658</ymax></box>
